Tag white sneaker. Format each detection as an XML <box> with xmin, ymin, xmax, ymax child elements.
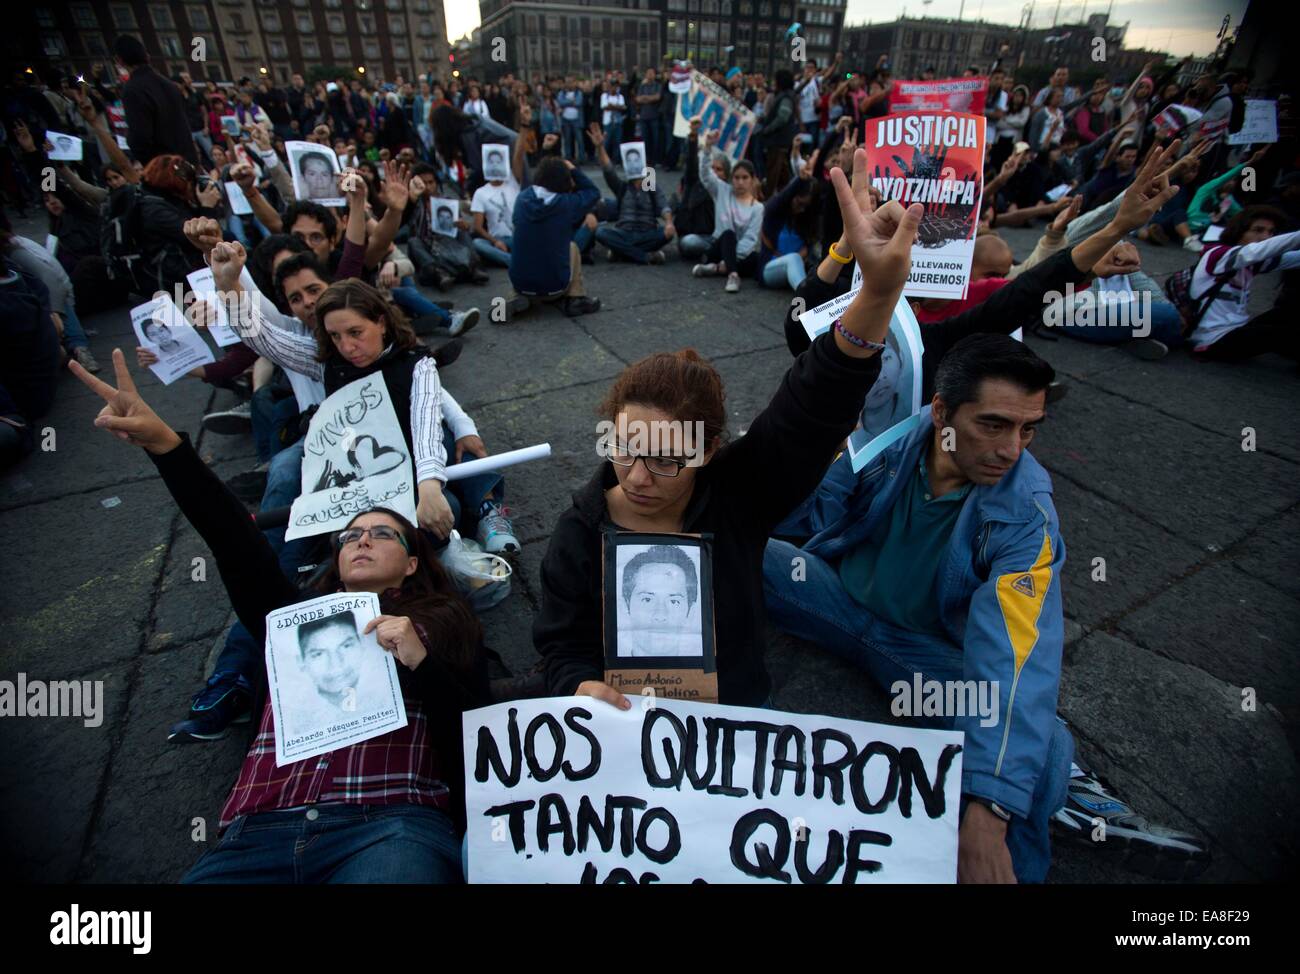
<box><xmin>1183</xmin><ymin>235</ymin><xmax>1202</xmax><ymax>252</ymax></box>
<box><xmin>448</xmin><ymin>307</ymin><xmax>480</xmax><ymax>336</ymax></box>
<box><xmin>724</xmin><ymin>272</ymin><xmax>740</xmax><ymax>293</ymax></box>
<box><xmin>476</xmin><ymin>502</ymin><xmax>520</xmax><ymax>556</ymax></box>
<box><xmin>692</xmin><ymin>262</ymin><xmax>718</xmax><ymax>277</ymax></box>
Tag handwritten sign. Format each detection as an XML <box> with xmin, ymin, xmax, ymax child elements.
<box><xmin>673</xmin><ymin>70</ymin><xmax>757</xmax><ymax>162</ymax></box>
<box><xmin>464</xmin><ymin>696</ymin><xmax>964</xmax><ymax>883</ymax></box>
<box><xmin>1227</xmin><ymin>99</ymin><xmax>1278</xmax><ymax>145</ymax></box>
<box><xmin>286</xmin><ymin>374</ymin><xmax>418</xmax><ymax>541</ymax></box>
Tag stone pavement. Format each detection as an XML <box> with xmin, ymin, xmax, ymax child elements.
<box><xmin>1</xmin><ymin>192</ymin><xmax>1297</xmax><ymax>884</ymax></box>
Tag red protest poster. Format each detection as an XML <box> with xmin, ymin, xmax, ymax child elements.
<box><xmin>865</xmin><ymin>112</ymin><xmax>987</xmax><ymax>300</ymax></box>
<box><xmin>888</xmin><ymin>78</ymin><xmax>988</xmax><ymax>116</ymax></box>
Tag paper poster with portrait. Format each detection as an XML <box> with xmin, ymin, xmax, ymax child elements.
<box><xmin>264</xmin><ymin>592</ymin><xmax>408</xmax><ymax>767</ymax></box>
<box><xmin>45</xmin><ymin>131</ymin><xmax>83</xmax><ymax>162</ymax></box>
<box><xmin>481</xmin><ymin>143</ymin><xmax>511</xmax><ymax>182</ymax></box>
<box><xmin>286</xmin><ymin>139</ymin><xmax>345</xmax><ymax>206</ymax></box>
<box><xmin>286</xmin><ymin>373</ymin><xmax>418</xmax><ymax>541</ymax></box>
<box><xmin>430</xmin><ymin>197</ymin><xmax>460</xmax><ymax>237</ymax></box>
<box><xmin>185</xmin><ymin>267</ymin><xmax>244</xmax><ymax>347</ymax></box>
<box><xmin>602</xmin><ymin>530</ymin><xmax>718</xmax><ymax>702</ymax></box>
<box><xmin>844</xmin><ymin>296</ymin><xmax>925</xmax><ymax>473</ymax></box>
<box><xmin>219</xmin><ymin>114</ymin><xmax>241</xmax><ymax>137</ymax></box>
<box><xmin>129</xmin><ymin>293</ymin><xmax>215</xmax><ymax>386</ymax></box>
<box><xmin>619</xmin><ymin>140</ymin><xmax>647</xmax><ymax>179</ymax></box>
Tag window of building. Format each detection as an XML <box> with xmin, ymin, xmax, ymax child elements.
<box><xmin>189</xmin><ymin>5</ymin><xmax>210</xmax><ymax>29</ymax></box>
<box><xmin>388</xmin><ymin>0</ymin><xmax>404</xmax><ymax>9</ymax></box>
<box><xmin>390</xmin><ymin>17</ymin><xmax>406</xmax><ymax>34</ymax></box>
<box><xmin>327</xmin><ymin>15</ymin><xmax>344</xmax><ymax>32</ymax></box>
<box><xmin>237</xmin><ymin>40</ymin><xmax>252</xmax><ymax>57</ymax></box>
<box><xmin>269</xmin><ymin>38</ymin><xmax>287</xmax><ymax>58</ymax></box>
<box><xmin>151</xmin><ymin>5</ymin><xmax>175</xmax><ymax>28</ymax></box>
<box><xmin>110</xmin><ymin>3</ymin><xmax>137</xmax><ymax>28</ymax></box>
<box><xmin>41</xmin><ymin>33</ymin><xmax>66</xmax><ymax>57</ymax></box>
<box><xmin>421</xmin><ymin>44</ymin><xmax>435</xmax><ymax>59</ymax></box>
<box><xmin>162</xmin><ymin>34</ymin><xmax>186</xmax><ymax>57</ymax></box>
<box><xmin>546</xmin><ymin>15</ymin><xmax>560</xmax><ymax>31</ymax></box>
<box><xmin>324</xmin><ymin>0</ymin><xmax>343</xmax><ymax>8</ymax></box>
<box><xmin>230</xmin><ymin>13</ymin><xmax>245</xmax><ymax>31</ymax></box>
<box><xmin>71</xmin><ymin>3</ymin><xmax>98</xmax><ymax>29</ymax></box>
<box><xmin>359</xmin><ymin>14</ymin><xmax>376</xmax><ymax>34</ymax></box>
<box><xmin>364</xmin><ymin>41</ymin><xmax>381</xmax><ymax>59</ymax></box>
<box><xmin>297</xmin><ymin>13</ymin><xmax>313</xmax><ymax>31</ymax></box>
<box><xmin>83</xmin><ymin>33</ymin><xmax>109</xmax><ymax>56</ymax></box>
<box><xmin>332</xmin><ymin>38</ymin><xmax>351</xmax><ymax>58</ymax></box>
<box><xmin>393</xmin><ymin>40</ymin><xmax>409</xmax><ymax>58</ymax></box>
<box><xmin>262</xmin><ymin>12</ymin><xmax>281</xmax><ymax>32</ymax></box>
<box><xmin>302</xmin><ymin>38</ymin><xmax>319</xmax><ymax>57</ymax></box>
<box><xmin>418</xmin><ymin>20</ymin><xmax>434</xmax><ymax>36</ymax></box>
<box><xmin>36</xmin><ymin>9</ymin><xmax>56</xmax><ymax>28</ymax></box>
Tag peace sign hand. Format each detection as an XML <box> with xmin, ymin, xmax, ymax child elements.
<box><xmin>69</xmin><ymin>348</ymin><xmax>181</xmax><ymax>455</ymax></box>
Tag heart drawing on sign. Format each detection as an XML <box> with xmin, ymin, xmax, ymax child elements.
<box><xmin>348</xmin><ymin>435</ymin><xmax>407</xmax><ymax>478</ymax></box>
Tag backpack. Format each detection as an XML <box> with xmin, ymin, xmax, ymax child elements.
<box><xmin>99</xmin><ymin>183</ymin><xmax>148</xmax><ymax>296</ymax></box>
<box><xmin>1162</xmin><ymin>246</ymin><xmax>1233</xmax><ymax>336</ymax></box>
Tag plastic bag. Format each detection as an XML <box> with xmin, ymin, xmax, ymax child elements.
<box><xmin>438</xmin><ymin>530</ymin><xmax>512</xmax><ymax>612</ymax></box>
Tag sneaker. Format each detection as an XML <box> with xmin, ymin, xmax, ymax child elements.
<box><xmin>1052</xmin><ymin>772</ymin><xmax>1211</xmax><ymax>880</ymax></box>
<box><xmin>202</xmin><ymin>401</ymin><xmax>253</xmax><ymax>435</ymax></box>
<box><xmin>226</xmin><ymin>464</ymin><xmax>269</xmax><ymax>503</ymax></box>
<box><xmin>168</xmin><ymin>672</ymin><xmax>254</xmax><ymax>742</ymax></box>
<box><xmin>648</xmin><ymin>251</ymin><xmax>666</xmax><ymax>265</ymax></box>
<box><xmin>495</xmin><ymin>294</ymin><xmax>531</xmax><ymax>324</ymax></box>
<box><xmin>692</xmin><ymin>262</ymin><xmax>719</xmax><ymax>277</ymax></box>
<box><xmin>1183</xmin><ymin>235</ymin><xmax>1203</xmax><ymax>253</ymax></box>
<box><xmin>476</xmin><ymin>502</ymin><xmax>521</xmax><ymax>556</ymax></box>
<box><xmin>71</xmin><ymin>346</ymin><xmax>100</xmax><ymax>373</ymax></box>
<box><xmin>725</xmin><ymin>272</ymin><xmax>741</xmax><ymax>293</ymax></box>
<box><xmin>1123</xmin><ymin>337</ymin><xmax>1169</xmax><ymax>361</ymax></box>
<box><xmin>563</xmin><ymin>295</ymin><xmax>601</xmax><ymax>317</ymax></box>
<box><xmin>448</xmin><ymin>306</ymin><xmax>480</xmax><ymax>337</ymax></box>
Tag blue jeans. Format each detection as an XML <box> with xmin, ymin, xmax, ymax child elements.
<box><xmin>182</xmin><ymin>804</ymin><xmax>463</xmax><ymax>883</ymax></box>
<box><xmin>390</xmin><ymin>281</ymin><xmax>451</xmax><ymax>325</ymax></box>
<box><xmin>561</xmin><ymin>119</ymin><xmax>585</xmax><ymax>162</ymax></box>
<box><xmin>1056</xmin><ymin>293</ymin><xmax>1184</xmax><ymax>347</ymax></box>
<box><xmin>761</xmin><ymin>252</ymin><xmax>806</xmax><ymax>290</ymax></box>
<box><xmin>573</xmin><ymin>223</ymin><xmax>596</xmax><ymax>256</ymax></box>
<box><xmin>226</xmin><ymin>215</ymin><xmax>271</xmax><ymax>249</ymax></box>
<box><xmin>249</xmin><ymin>384</ymin><xmax>300</xmax><ymax>465</ymax></box>
<box><xmin>678</xmin><ymin>233</ymin><xmax>711</xmax><ymax>259</ymax></box>
<box><xmin>603</xmin><ymin>120</ymin><xmax>623</xmax><ymax>157</ymax></box>
<box><xmin>472</xmin><ymin>235</ymin><xmax>512</xmax><ymax>268</ymax></box>
<box><xmin>637</xmin><ymin>117</ymin><xmax>659</xmax><ymax>164</ymax></box>
<box><xmin>595</xmin><ymin>224</ymin><xmax>668</xmax><ymax>264</ymax></box>
<box><xmin>762</xmin><ymin>539</ymin><xmax>1072</xmax><ymax>883</ymax></box>
<box><xmin>60</xmin><ymin>301</ymin><xmax>90</xmax><ymax>351</ymax></box>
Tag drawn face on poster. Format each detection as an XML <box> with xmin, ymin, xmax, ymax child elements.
<box><xmin>287</xmin><ymin>140</ymin><xmax>344</xmax><ymax>205</ymax></box>
<box><xmin>620</xmin><ymin>141</ymin><xmax>646</xmax><ymax>178</ymax></box>
<box><xmin>482</xmin><ymin>144</ymin><xmax>510</xmax><ymax>182</ymax></box>
<box><xmin>264</xmin><ymin>593</ymin><xmax>408</xmax><ymax>766</ymax></box>
<box><xmin>615</xmin><ymin>543</ymin><xmax>705</xmax><ymax>658</ymax></box>
<box><xmin>432</xmin><ymin>198</ymin><xmax>459</xmax><ymax>236</ymax></box>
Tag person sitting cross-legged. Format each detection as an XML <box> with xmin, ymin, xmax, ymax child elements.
<box><xmin>586</xmin><ymin>122</ymin><xmax>676</xmax><ymax>265</ymax></box>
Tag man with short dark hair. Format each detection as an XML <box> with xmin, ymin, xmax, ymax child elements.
<box><xmin>115</xmin><ymin>34</ymin><xmax>198</xmax><ymax>165</ymax></box>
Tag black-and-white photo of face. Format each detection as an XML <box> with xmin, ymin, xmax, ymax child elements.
<box><xmin>143</xmin><ymin>318</ymin><xmax>181</xmax><ymax>355</ymax></box>
<box><xmin>433</xmin><ymin>200</ymin><xmax>458</xmax><ymax>236</ymax></box>
<box><xmin>296</xmin><ymin>611</ymin><xmax>364</xmax><ymax>709</ymax></box>
<box><xmin>621</xmin><ymin>144</ymin><xmax>645</xmax><ymax>177</ymax></box>
<box><xmin>616</xmin><ymin>543</ymin><xmax>704</xmax><ymax>658</ymax></box>
<box><xmin>298</xmin><ymin>151</ymin><xmax>338</xmax><ymax>200</ymax></box>
<box><xmin>484</xmin><ymin>147</ymin><xmax>508</xmax><ymax>180</ymax></box>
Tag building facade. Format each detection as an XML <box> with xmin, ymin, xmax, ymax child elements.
<box><xmin>20</xmin><ymin>1</ymin><xmax>452</xmax><ymax>87</ymax></box>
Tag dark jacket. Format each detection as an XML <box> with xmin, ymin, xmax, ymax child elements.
<box><xmin>759</xmin><ymin>89</ymin><xmax>799</xmax><ymax>149</ymax></box>
<box><xmin>121</xmin><ymin>65</ymin><xmax>199</xmax><ymax>165</ymax></box>
<box><xmin>0</xmin><ymin>264</ymin><xmax>60</xmax><ymax>423</ymax></box>
<box><xmin>136</xmin><ymin>187</ymin><xmax>221</xmax><ymax>295</ymax></box>
<box><xmin>509</xmin><ymin>167</ymin><xmax>600</xmax><ymax>295</ymax></box>
<box><xmin>148</xmin><ymin>435</ymin><xmax>489</xmax><ymax>829</ymax></box>
<box><xmin>601</xmin><ymin>163</ymin><xmax>667</xmax><ymax>231</ymax></box>
<box><xmin>783</xmin><ymin>248</ymin><xmax>1091</xmax><ymax>399</ymax></box>
<box><xmin>534</xmin><ymin>331</ymin><xmax>882</xmax><ymax>706</ymax></box>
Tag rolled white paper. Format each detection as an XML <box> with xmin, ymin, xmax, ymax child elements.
<box><xmin>443</xmin><ymin>442</ymin><xmax>551</xmax><ymax>481</ymax></box>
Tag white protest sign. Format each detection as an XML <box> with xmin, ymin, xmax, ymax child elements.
<box><xmin>1227</xmin><ymin>99</ymin><xmax>1278</xmax><ymax>145</ymax></box>
<box><xmin>46</xmin><ymin>131</ymin><xmax>83</xmax><ymax>161</ymax></box>
<box><xmin>286</xmin><ymin>139</ymin><xmax>345</xmax><ymax>207</ymax></box>
<box><xmin>866</xmin><ymin>113</ymin><xmax>987</xmax><ymax>300</ymax></box>
<box><xmin>264</xmin><ymin>592</ymin><xmax>408</xmax><ymax>767</ymax></box>
<box><xmin>286</xmin><ymin>373</ymin><xmax>418</xmax><ymax>541</ymax></box>
<box><xmin>1202</xmin><ymin>224</ymin><xmax>1225</xmax><ymax>243</ymax></box>
<box><xmin>185</xmin><ymin>267</ymin><xmax>243</xmax><ymax>347</ymax></box>
<box><xmin>673</xmin><ymin>70</ymin><xmax>757</xmax><ymax>162</ymax></box>
<box><xmin>464</xmin><ymin>696</ymin><xmax>963</xmax><ymax>884</ymax></box>
<box><xmin>224</xmin><ymin>180</ymin><xmax>253</xmax><ymax>216</ymax></box>
<box><xmin>1045</xmin><ymin>183</ymin><xmax>1071</xmax><ymax>202</ymax></box>
<box><xmin>129</xmin><ymin>294</ymin><xmax>215</xmax><ymax>385</ymax></box>
<box><xmin>115</xmin><ymin>134</ymin><xmax>129</xmax><ymax>150</ymax></box>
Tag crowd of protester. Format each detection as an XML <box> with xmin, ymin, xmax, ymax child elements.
<box><xmin>2</xmin><ymin>29</ymin><xmax>1296</xmax><ymax>885</ymax></box>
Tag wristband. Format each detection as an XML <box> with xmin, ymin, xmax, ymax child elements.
<box><xmin>828</xmin><ymin>241</ymin><xmax>853</xmax><ymax>264</ymax></box>
<box><xmin>833</xmin><ymin>318</ymin><xmax>886</xmax><ymax>352</ymax></box>
<box><xmin>967</xmin><ymin>796</ymin><xmax>1013</xmax><ymax>821</ymax></box>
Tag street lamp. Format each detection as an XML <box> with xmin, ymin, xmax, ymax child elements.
<box><xmin>357</xmin><ymin>66</ymin><xmax>366</xmax><ymax>75</ymax></box>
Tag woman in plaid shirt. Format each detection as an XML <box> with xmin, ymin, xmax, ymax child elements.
<box><xmin>70</xmin><ymin>350</ymin><xmax>490</xmax><ymax>884</ymax></box>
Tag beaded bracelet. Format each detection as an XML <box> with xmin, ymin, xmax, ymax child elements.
<box><xmin>833</xmin><ymin>317</ymin><xmax>886</xmax><ymax>352</ymax></box>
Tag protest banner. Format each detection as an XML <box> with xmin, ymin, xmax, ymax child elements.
<box><xmin>673</xmin><ymin>70</ymin><xmax>757</xmax><ymax>162</ymax></box>
<box><xmin>865</xmin><ymin>112</ymin><xmax>987</xmax><ymax>300</ymax></box>
<box><xmin>129</xmin><ymin>294</ymin><xmax>215</xmax><ymax>385</ymax></box>
<box><xmin>286</xmin><ymin>374</ymin><xmax>418</xmax><ymax>541</ymax></box>
<box><xmin>1227</xmin><ymin>99</ymin><xmax>1279</xmax><ymax>145</ymax></box>
<box><xmin>888</xmin><ymin>78</ymin><xmax>988</xmax><ymax>116</ymax></box>
<box><xmin>185</xmin><ymin>268</ymin><xmax>243</xmax><ymax>347</ymax></box>
<box><xmin>464</xmin><ymin>696</ymin><xmax>964</xmax><ymax>883</ymax></box>
<box><xmin>264</xmin><ymin>592</ymin><xmax>407</xmax><ymax>767</ymax></box>
<box><xmin>1152</xmin><ymin>104</ymin><xmax>1202</xmax><ymax>140</ymax></box>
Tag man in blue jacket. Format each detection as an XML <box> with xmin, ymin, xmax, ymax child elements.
<box><xmin>764</xmin><ymin>334</ymin><xmax>1206</xmax><ymax>882</ymax></box>
<box><xmin>503</xmin><ymin>157</ymin><xmax>602</xmax><ymax>320</ymax></box>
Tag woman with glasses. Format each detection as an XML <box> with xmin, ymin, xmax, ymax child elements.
<box><xmin>68</xmin><ymin>350</ymin><xmax>487</xmax><ymax>884</ymax></box>
<box><xmin>534</xmin><ymin>150</ymin><xmax>923</xmax><ymax>709</ymax></box>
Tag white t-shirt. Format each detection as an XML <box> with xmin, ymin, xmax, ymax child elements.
<box><xmin>601</xmin><ymin>91</ymin><xmax>626</xmax><ymax>127</ymax></box>
<box><xmin>798</xmin><ymin>76</ymin><xmax>820</xmax><ymax>123</ymax></box>
<box><xmin>471</xmin><ymin>176</ymin><xmax>520</xmax><ymax>239</ymax></box>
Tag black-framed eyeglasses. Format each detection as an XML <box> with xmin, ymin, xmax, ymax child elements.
<box><xmin>335</xmin><ymin>525</ymin><xmax>410</xmax><ymax>551</ymax></box>
<box><xmin>607</xmin><ymin>445</ymin><xmax>688</xmax><ymax>478</ymax></box>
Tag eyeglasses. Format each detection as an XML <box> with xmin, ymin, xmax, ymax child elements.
<box><xmin>336</xmin><ymin>525</ymin><xmax>410</xmax><ymax>551</ymax></box>
<box><xmin>607</xmin><ymin>444</ymin><xmax>688</xmax><ymax>478</ymax></box>
<box><xmin>293</xmin><ymin>230</ymin><xmax>329</xmax><ymax>246</ymax></box>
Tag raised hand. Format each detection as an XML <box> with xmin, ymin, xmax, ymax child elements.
<box><xmin>12</xmin><ymin>119</ymin><xmax>36</xmax><ymax>154</ymax></box>
<box><xmin>1111</xmin><ymin>138</ymin><xmax>1180</xmax><ymax>234</ymax></box>
<box><xmin>381</xmin><ymin>161</ymin><xmax>411</xmax><ymax>211</ymax></box>
<box><xmin>183</xmin><ymin>216</ymin><xmax>224</xmax><ymax>255</ymax></box>
<box><xmin>196</xmin><ymin>179</ymin><xmax>222</xmax><ymax>208</ymax></box>
<box><xmin>69</xmin><ymin>349</ymin><xmax>181</xmax><ymax>455</ymax></box>
<box><xmin>209</xmin><ymin>239</ymin><xmax>247</xmax><ymax>291</ymax></box>
<box><xmin>1092</xmin><ymin>240</ymin><xmax>1141</xmax><ymax>278</ymax></box>
<box><xmin>1049</xmin><ymin>193</ymin><xmax>1083</xmax><ymax>233</ymax></box>
<box><xmin>587</xmin><ymin>121</ymin><xmax>604</xmax><ymax>147</ymax></box>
